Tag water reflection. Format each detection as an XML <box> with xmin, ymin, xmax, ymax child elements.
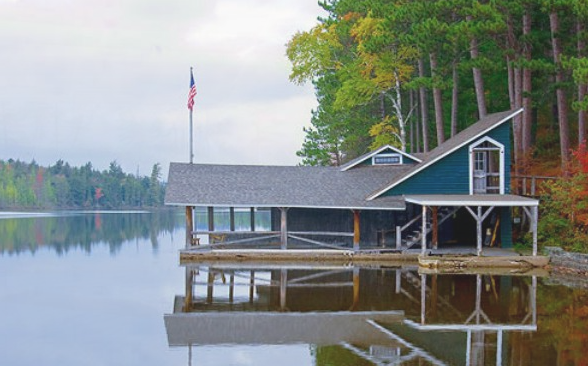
<box><xmin>164</xmin><ymin>265</ymin><xmax>537</xmax><ymax>365</ymax></box>
<box><xmin>0</xmin><ymin>209</ymin><xmax>183</xmax><ymax>255</ymax></box>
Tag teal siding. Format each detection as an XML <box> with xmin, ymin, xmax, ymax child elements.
<box><xmin>384</xmin><ymin>148</ymin><xmax>470</xmax><ymax>195</ymax></box>
<box><xmin>383</xmin><ymin>122</ymin><xmax>512</xmax><ymax>196</ymax></box>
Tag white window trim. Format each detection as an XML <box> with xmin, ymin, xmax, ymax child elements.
<box><xmin>372</xmin><ymin>153</ymin><xmax>403</xmax><ymax>166</ymax></box>
<box><xmin>468</xmin><ymin>136</ymin><xmax>505</xmax><ymax>195</ymax></box>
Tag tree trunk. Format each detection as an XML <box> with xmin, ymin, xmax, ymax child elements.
<box><xmin>550</xmin><ymin>11</ymin><xmax>570</xmax><ymax>168</ymax></box>
<box><xmin>429</xmin><ymin>52</ymin><xmax>445</xmax><ymax>145</ymax></box>
<box><xmin>467</xmin><ymin>15</ymin><xmax>487</xmax><ymax>119</ymax></box>
<box><xmin>578</xmin><ymin>19</ymin><xmax>587</xmax><ymax>145</ymax></box>
<box><xmin>409</xmin><ymin>89</ymin><xmax>415</xmax><ymax>153</ymax></box>
<box><xmin>410</xmin><ymin>90</ymin><xmax>421</xmax><ymax>152</ymax></box>
<box><xmin>451</xmin><ymin>61</ymin><xmax>459</xmax><ymax>137</ymax></box>
<box><xmin>418</xmin><ymin>58</ymin><xmax>430</xmax><ymax>152</ymax></box>
<box><xmin>522</xmin><ymin>9</ymin><xmax>533</xmax><ymax>154</ymax></box>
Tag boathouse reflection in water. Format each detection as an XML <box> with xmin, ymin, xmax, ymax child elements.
<box><xmin>164</xmin><ymin>266</ymin><xmax>537</xmax><ymax>365</ymax></box>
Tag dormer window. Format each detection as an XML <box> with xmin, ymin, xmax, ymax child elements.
<box><xmin>373</xmin><ymin>153</ymin><xmax>402</xmax><ymax>165</ymax></box>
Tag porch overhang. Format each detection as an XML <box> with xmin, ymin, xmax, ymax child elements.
<box><xmin>404</xmin><ymin>194</ymin><xmax>538</xmax><ymax>207</ymax></box>
<box><xmin>403</xmin><ymin>194</ymin><xmax>539</xmax><ymax>257</ymax></box>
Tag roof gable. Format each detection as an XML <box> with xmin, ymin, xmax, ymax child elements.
<box><xmin>340</xmin><ymin>145</ymin><xmax>422</xmax><ymax>171</ymax></box>
<box><xmin>367</xmin><ymin>109</ymin><xmax>522</xmax><ymax>200</ymax></box>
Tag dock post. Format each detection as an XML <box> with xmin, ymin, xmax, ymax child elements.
<box><xmin>280</xmin><ymin>269</ymin><xmax>287</xmax><ymax>310</ymax></box>
<box><xmin>250</xmin><ymin>207</ymin><xmax>255</xmax><ymax>231</ymax></box>
<box><xmin>353</xmin><ymin>210</ymin><xmax>361</xmax><ymax>252</ymax></box>
<box><xmin>352</xmin><ymin>267</ymin><xmax>360</xmax><ymax>310</ymax></box>
<box><xmin>431</xmin><ymin>206</ymin><xmax>438</xmax><ymax>250</ymax></box>
<box><xmin>476</xmin><ymin>206</ymin><xmax>482</xmax><ymax>256</ymax></box>
<box><xmin>532</xmin><ymin>205</ymin><xmax>538</xmax><ymax>256</ymax></box>
<box><xmin>421</xmin><ymin>205</ymin><xmax>427</xmax><ymax>256</ymax></box>
<box><xmin>396</xmin><ymin>225</ymin><xmax>401</xmax><ymax>249</ymax></box>
<box><xmin>207</xmin><ymin>206</ymin><xmax>214</xmax><ymax>232</ymax></box>
<box><xmin>229</xmin><ymin>207</ymin><xmax>235</xmax><ymax>231</ymax></box>
<box><xmin>185</xmin><ymin>206</ymin><xmax>193</xmax><ymax>248</ymax></box>
<box><xmin>280</xmin><ymin>207</ymin><xmax>289</xmax><ymax>249</ymax></box>
<box><xmin>420</xmin><ymin>273</ymin><xmax>426</xmax><ymax>325</ymax></box>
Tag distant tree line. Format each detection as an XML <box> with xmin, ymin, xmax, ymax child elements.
<box><xmin>0</xmin><ymin>159</ymin><xmax>165</xmax><ymax>209</ymax></box>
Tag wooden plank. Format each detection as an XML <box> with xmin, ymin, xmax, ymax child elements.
<box><xmin>288</xmin><ymin>231</ymin><xmax>354</xmax><ymax>237</ymax></box>
<box><xmin>288</xmin><ymin>234</ymin><xmax>348</xmax><ymax>250</ymax></box>
<box><xmin>192</xmin><ymin>230</ymin><xmax>280</xmax><ymax>235</ymax></box>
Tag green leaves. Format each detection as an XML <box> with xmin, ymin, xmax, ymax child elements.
<box><xmin>286</xmin><ymin>24</ymin><xmax>342</xmax><ymax>85</ymax></box>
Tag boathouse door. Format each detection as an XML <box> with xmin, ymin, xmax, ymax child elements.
<box><xmin>473</xmin><ymin>151</ymin><xmax>487</xmax><ymax>194</ymax></box>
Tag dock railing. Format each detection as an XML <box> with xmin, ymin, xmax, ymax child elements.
<box><xmin>511</xmin><ymin>175</ymin><xmax>557</xmax><ymax>197</ymax></box>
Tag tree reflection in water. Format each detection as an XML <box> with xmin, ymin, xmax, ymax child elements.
<box><xmin>0</xmin><ymin>209</ymin><xmax>183</xmax><ymax>255</ymax></box>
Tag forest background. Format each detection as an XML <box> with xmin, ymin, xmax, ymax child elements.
<box><xmin>0</xmin><ymin>159</ymin><xmax>165</xmax><ymax>209</ymax></box>
<box><xmin>286</xmin><ymin>0</ymin><xmax>588</xmax><ymax>251</ymax></box>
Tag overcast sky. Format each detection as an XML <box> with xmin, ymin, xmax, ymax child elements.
<box><xmin>0</xmin><ymin>0</ymin><xmax>323</xmax><ymax>178</ymax></box>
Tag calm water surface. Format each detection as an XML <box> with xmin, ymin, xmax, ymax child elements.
<box><xmin>0</xmin><ymin>211</ymin><xmax>586</xmax><ymax>365</ymax></box>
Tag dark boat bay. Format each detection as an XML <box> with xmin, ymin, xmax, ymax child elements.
<box><xmin>0</xmin><ymin>211</ymin><xmax>586</xmax><ymax>365</ymax></box>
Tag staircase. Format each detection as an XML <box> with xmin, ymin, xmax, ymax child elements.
<box><xmin>396</xmin><ymin>207</ymin><xmax>459</xmax><ymax>250</ymax></box>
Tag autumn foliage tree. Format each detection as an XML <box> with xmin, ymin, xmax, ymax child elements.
<box><xmin>539</xmin><ymin>142</ymin><xmax>588</xmax><ymax>251</ymax></box>
<box><xmin>288</xmin><ymin>0</ymin><xmax>588</xmax><ymax>170</ymax></box>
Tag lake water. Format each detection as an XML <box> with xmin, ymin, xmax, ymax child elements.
<box><xmin>1</xmin><ymin>211</ymin><xmax>587</xmax><ymax>365</ymax></box>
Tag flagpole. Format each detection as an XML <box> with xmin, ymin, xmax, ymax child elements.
<box><xmin>188</xmin><ymin>66</ymin><xmax>195</xmax><ymax>164</ymax></box>
<box><xmin>189</xmin><ymin>106</ymin><xmax>193</xmax><ymax>164</ymax></box>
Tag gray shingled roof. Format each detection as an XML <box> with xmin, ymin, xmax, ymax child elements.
<box><xmin>165</xmin><ymin>163</ymin><xmax>407</xmax><ymax>210</ymax></box>
<box><xmin>366</xmin><ymin>109</ymin><xmax>522</xmax><ymax>200</ymax></box>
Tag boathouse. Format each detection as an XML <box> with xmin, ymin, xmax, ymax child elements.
<box><xmin>165</xmin><ymin>109</ymin><xmax>539</xmax><ymax>256</ymax></box>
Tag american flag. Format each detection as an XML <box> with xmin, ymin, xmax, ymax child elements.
<box><xmin>187</xmin><ymin>68</ymin><xmax>197</xmax><ymax>110</ymax></box>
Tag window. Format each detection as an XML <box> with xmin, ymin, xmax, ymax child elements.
<box><xmin>373</xmin><ymin>154</ymin><xmax>401</xmax><ymax>165</ymax></box>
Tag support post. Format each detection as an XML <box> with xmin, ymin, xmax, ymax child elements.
<box><xmin>420</xmin><ymin>273</ymin><xmax>426</xmax><ymax>325</ymax></box>
<box><xmin>206</xmin><ymin>271</ymin><xmax>214</xmax><ymax>304</ymax></box>
<box><xmin>477</xmin><ymin>206</ymin><xmax>483</xmax><ymax>256</ymax></box>
<box><xmin>229</xmin><ymin>273</ymin><xmax>234</xmax><ymax>303</ymax></box>
<box><xmin>249</xmin><ymin>270</ymin><xmax>255</xmax><ymax>303</ymax></box>
<box><xmin>250</xmin><ymin>207</ymin><xmax>255</xmax><ymax>231</ymax></box>
<box><xmin>421</xmin><ymin>205</ymin><xmax>427</xmax><ymax>256</ymax></box>
<box><xmin>185</xmin><ymin>206</ymin><xmax>194</xmax><ymax>248</ymax></box>
<box><xmin>396</xmin><ymin>225</ymin><xmax>402</xmax><ymax>249</ymax></box>
<box><xmin>352</xmin><ymin>267</ymin><xmax>360</xmax><ymax>310</ymax></box>
<box><xmin>184</xmin><ymin>267</ymin><xmax>193</xmax><ymax>312</ymax></box>
<box><xmin>229</xmin><ymin>207</ymin><xmax>235</xmax><ymax>232</ymax></box>
<box><xmin>353</xmin><ymin>210</ymin><xmax>361</xmax><ymax>252</ymax></box>
<box><xmin>497</xmin><ymin>330</ymin><xmax>503</xmax><ymax>366</ymax></box>
<box><xmin>532</xmin><ymin>205</ymin><xmax>538</xmax><ymax>256</ymax></box>
<box><xmin>207</xmin><ymin>206</ymin><xmax>214</xmax><ymax>232</ymax></box>
<box><xmin>432</xmin><ymin>206</ymin><xmax>438</xmax><ymax>249</ymax></box>
<box><xmin>280</xmin><ymin>207</ymin><xmax>288</xmax><ymax>250</ymax></box>
<box><xmin>280</xmin><ymin>269</ymin><xmax>287</xmax><ymax>311</ymax></box>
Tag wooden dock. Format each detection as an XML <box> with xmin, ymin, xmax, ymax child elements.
<box><xmin>179</xmin><ymin>248</ymin><xmax>550</xmax><ymax>269</ymax></box>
